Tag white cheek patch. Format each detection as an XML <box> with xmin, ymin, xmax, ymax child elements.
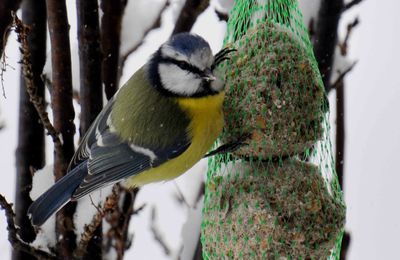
<box><xmin>158</xmin><ymin>63</ymin><xmax>202</xmax><ymax>96</ymax></box>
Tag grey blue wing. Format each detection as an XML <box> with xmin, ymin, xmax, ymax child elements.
<box><xmin>68</xmin><ymin>98</ymin><xmax>115</xmax><ymax>171</ymax></box>
<box><xmin>71</xmin><ymin>127</ymin><xmax>191</xmax><ymax>200</ymax></box>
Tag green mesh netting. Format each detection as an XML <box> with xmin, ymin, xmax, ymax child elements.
<box><xmin>201</xmin><ymin>0</ymin><xmax>346</xmax><ymax>259</ymax></box>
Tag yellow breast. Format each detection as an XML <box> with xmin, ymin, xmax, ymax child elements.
<box><xmin>126</xmin><ymin>92</ymin><xmax>225</xmax><ymax>187</ymax></box>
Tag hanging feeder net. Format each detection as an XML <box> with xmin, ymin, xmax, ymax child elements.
<box><xmin>201</xmin><ymin>0</ymin><xmax>346</xmax><ymax>259</ymax></box>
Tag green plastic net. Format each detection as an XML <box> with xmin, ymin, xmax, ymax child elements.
<box><xmin>201</xmin><ymin>0</ymin><xmax>346</xmax><ymax>259</ymax></box>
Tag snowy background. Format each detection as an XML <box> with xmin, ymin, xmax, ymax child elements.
<box><xmin>1</xmin><ymin>0</ymin><xmax>400</xmax><ymax>259</ymax></box>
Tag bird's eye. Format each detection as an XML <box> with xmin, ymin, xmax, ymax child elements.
<box><xmin>177</xmin><ymin>60</ymin><xmax>187</xmax><ymax>68</ymax></box>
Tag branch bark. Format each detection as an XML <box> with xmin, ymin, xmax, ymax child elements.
<box><xmin>45</xmin><ymin>0</ymin><xmax>76</xmax><ymax>258</ymax></box>
<box><xmin>0</xmin><ymin>0</ymin><xmax>22</xmax><ymax>57</ymax></box>
<box><xmin>76</xmin><ymin>0</ymin><xmax>103</xmax><ymax>135</ymax></box>
<box><xmin>76</xmin><ymin>0</ymin><xmax>103</xmax><ymax>258</ymax></box>
<box><xmin>1</xmin><ymin>194</ymin><xmax>57</xmax><ymax>260</ymax></box>
<box><xmin>100</xmin><ymin>0</ymin><xmax>127</xmax><ymax>100</ymax></box>
<box><xmin>313</xmin><ymin>0</ymin><xmax>344</xmax><ymax>92</ymax></box>
<box><xmin>13</xmin><ymin>0</ymin><xmax>47</xmax><ymax>259</ymax></box>
<box><xmin>172</xmin><ymin>0</ymin><xmax>210</xmax><ymax>35</ymax></box>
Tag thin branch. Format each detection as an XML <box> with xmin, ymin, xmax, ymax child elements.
<box><xmin>343</xmin><ymin>0</ymin><xmax>364</xmax><ymax>12</ymax></box>
<box><xmin>0</xmin><ymin>194</ymin><xmax>58</xmax><ymax>260</ymax></box>
<box><xmin>12</xmin><ymin>13</ymin><xmax>62</xmax><ymax>154</ymax></box>
<box><xmin>0</xmin><ymin>0</ymin><xmax>22</xmax><ymax>57</ymax></box>
<box><xmin>118</xmin><ymin>0</ymin><xmax>169</xmax><ymax>76</ymax></box>
<box><xmin>150</xmin><ymin>207</ymin><xmax>171</xmax><ymax>256</ymax></box>
<box><xmin>330</xmin><ymin>61</ymin><xmax>357</xmax><ymax>90</ymax></box>
<box><xmin>214</xmin><ymin>9</ymin><xmax>228</xmax><ymax>22</ymax></box>
<box><xmin>172</xmin><ymin>0</ymin><xmax>210</xmax><ymax>35</ymax></box>
<box><xmin>339</xmin><ymin>17</ymin><xmax>359</xmax><ymax>56</ymax></box>
<box><xmin>100</xmin><ymin>0</ymin><xmax>127</xmax><ymax>100</ymax></box>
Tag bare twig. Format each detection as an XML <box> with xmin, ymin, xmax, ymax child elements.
<box><xmin>0</xmin><ymin>194</ymin><xmax>58</xmax><ymax>260</ymax></box>
<box><xmin>1</xmin><ymin>53</ymin><xmax>16</xmax><ymax>98</ymax></box>
<box><xmin>339</xmin><ymin>17</ymin><xmax>359</xmax><ymax>56</ymax></box>
<box><xmin>172</xmin><ymin>0</ymin><xmax>210</xmax><ymax>35</ymax></box>
<box><xmin>75</xmin><ymin>186</ymin><xmax>118</xmax><ymax>258</ymax></box>
<box><xmin>150</xmin><ymin>207</ymin><xmax>171</xmax><ymax>256</ymax></box>
<box><xmin>12</xmin><ymin>13</ymin><xmax>63</xmax><ymax>154</ymax></box>
<box><xmin>173</xmin><ymin>182</ymin><xmax>191</xmax><ymax>208</ymax></box>
<box><xmin>343</xmin><ymin>0</ymin><xmax>364</xmax><ymax>12</ymax></box>
<box><xmin>214</xmin><ymin>9</ymin><xmax>228</xmax><ymax>22</ymax></box>
<box><xmin>104</xmin><ymin>186</ymin><xmax>137</xmax><ymax>260</ymax></box>
<box><xmin>330</xmin><ymin>61</ymin><xmax>357</xmax><ymax>90</ymax></box>
<box><xmin>118</xmin><ymin>0</ymin><xmax>169</xmax><ymax>76</ymax></box>
<box><xmin>0</xmin><ymin>0</ymin><xmax>22</xmax><ymax>57</ymax></box>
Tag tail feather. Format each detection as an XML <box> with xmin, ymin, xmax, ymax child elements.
<box><xmin>28</xmin><ymin>161</ymin><xmax>88</xmax><ymax>226</ymax></box>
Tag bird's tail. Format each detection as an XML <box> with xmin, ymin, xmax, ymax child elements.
<box><xmin>28</xmin><ymin>161</ymin><xmax>88</xmax><ymax>226</ymax></box>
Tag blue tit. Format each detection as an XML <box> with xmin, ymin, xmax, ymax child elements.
<box><xmin>28</xmin><ymin>33</ymin><xmax>234</xmax><ymax>226</ymax></box>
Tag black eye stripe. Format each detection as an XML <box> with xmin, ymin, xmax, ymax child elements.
<box><xmin>160</xmin><ymin>57</ymin><xmax>205</xmax><ymax>77</ymax></box>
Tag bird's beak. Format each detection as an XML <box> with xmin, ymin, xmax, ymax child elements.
<box><xmin>203</xmin><ymin>68</ymin><xmax>216</xmax><ymax>82</ymax></box>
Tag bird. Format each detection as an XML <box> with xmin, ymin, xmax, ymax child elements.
<box><xmin>28</xmin><ymin>33</ymin><xmax>235</xmax><ymax>226</ymax></box>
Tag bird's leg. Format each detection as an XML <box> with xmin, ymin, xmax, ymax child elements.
<box><xmin>204</xmin><ymin>133</ymin><xmax>251</xmax><ymax>158</ymax></box>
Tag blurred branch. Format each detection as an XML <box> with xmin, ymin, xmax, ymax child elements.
<box><xmin>214</xmin><ymin>9</ymin><xmax>228</xmax><ymax>22</ymax></box>
<box><xmin>343</xmin><ymin>0</ymin><xmax>364</xmax><ymax>12</ymax></box>
<box><xmin>172</xmin><ymin>0</ymin><xmax>210</xmax><ymax>35</ymax></box>
<box><xmin>102</xmin><ymin>186</ymin><xmax>138</xmax><ymax>260</ymax></box>
<box><xmin>14</xmin><ymin>0</ymin><xmax>47</xmax><ymax>259</ymax></box>
<box><xmin>75</xmin><ymin>194</ymin><xmax>107</xmax><ymax>258</ymax></box>
<box><xmin>118</xmin><ymin>0</ymin><xmax>169</xmax><ymax>76</ymax></box>
<box><xmin>150</xmin><ymin>207</ymin><xmax>171</xmax><ymax>256</ymax></box>
<box><xmin>0</xmin><ymin>0</ymin><xmax>22</xmax><ymax>57</ymax></box>
<box><xmin>100</xmin><ymin>0</ymin><xmax>127</xmax><ymax>100</ymax></box>
<box><xmin>313</xmin><ymin>0</ymin><xmax>344</xmax><ymax>93</ymax></box>
<box><xmin>340</xmin><ymin>232</ymin><xmax>351</xmax><ymax>260</ymax></box>
<box><xmin>45</xmin><ymin>0</ymin><xmax>77</xmax><ymax>257</ymax></box>
<box><xmin>339</xmin><ymin>17</ymin><xmax>359</xmax><ymax>56</ymax></box>
<box><xmin>331</xmin><ymin>61</ymin><xmax>357</xmax><ymax>90</ymax></box>
<box><xmin>0</xmin><ymin>194</ymin><xmax>57</xmax><ymax>260</ymax></box>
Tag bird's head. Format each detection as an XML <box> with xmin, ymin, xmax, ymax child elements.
<box><xmin>147</xmin><ymin>33</ymin><xmax>232</xmax><ymax>98</ymax></box>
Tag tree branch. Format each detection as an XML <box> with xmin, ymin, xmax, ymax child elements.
<box><xmin>313</xmin><ymin>0</ymin><xmax>344</xmax><ymax>93</ymax></box>
<box><xmin>343</xmin><ymin>0</ymin><xmax>364</xmax><ymax>12</ymax></box>
<box><xmin>0</xmin><ymin>194</ymin><xmax>58</xmax><ymax>260</ymax></box>
<box><xmin>118</xmin><ymin>0</ymin><xmax>169</xmax><ymax>76</ymax></box>
<box><xmin>76</xmin><ymin>0</ymin><xmax>103</xmax><ymax>258</ymax></box>
<box><xmin>13</xmin><ymin>13</ymin><xmax>62</xmax><ymax>154</ymax></box>
<box><xmin>172</xmin><ymin>0</ymin><xmax>210</xmax><ymax>35</ymax></box>
<box><xmin>339</xmin><ymin>17</ymin><xmax>359</xmax><ymax>56</ymax></box>
<box><xmin>103</xmin><ymin>186</ymin><xmax>137</xmax><ymax>260</ymax></box>
<box><xmin>0</xmin><ymin>0</ymin><xmax>22</xmax><ymax>57</ymax></box>
<box><xmin>14</xmin><ymin>0</ymin><xmax>47</xmax><ymax>259</ymax></box>
<box><xmin>45</xmin><ymin>0</ymin><xmax>77</xmax><ymax>258</ymax></box>
<box><xmin>150</xmin><ymin>207</ymin><xmax>171</xmax><ymax>256</ymax></box>
<box><xmin>100</xmin><ymin>0</ymin><xmax>127</xmax><ymax>100</ymax></box>
<box><xmin>76</xmin><ymin>0</ymin><xmax>103</xmax><ymax>135</ymax></box>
